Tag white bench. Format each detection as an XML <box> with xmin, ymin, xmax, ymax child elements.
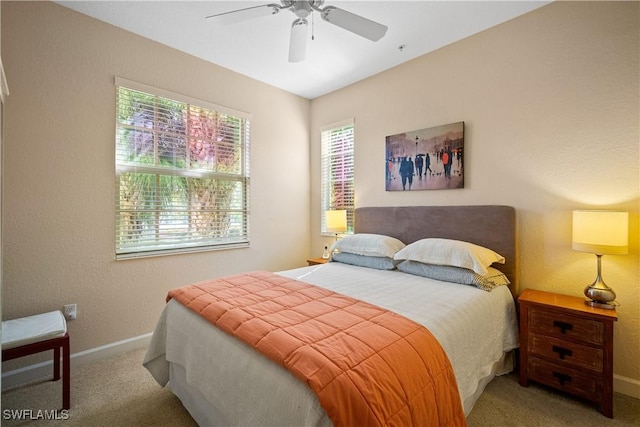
<box><xmin>2</xmin><ymin>311</ymin><xmax>70</xmax><ymax>409</ymax></box>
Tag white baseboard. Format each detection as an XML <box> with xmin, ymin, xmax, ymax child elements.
<box><xmin>614</xmin><ymin>374</ymin><xmax>640</xmax><ymax>399</ymax></box>
<box><xmin>1</xmin><ymin>332</ymin><xmax>152</xmax><ymax>391</ymax></box>
<box><xmin>3</xmin><ymin>332</ymin><xmax>639</xmax><ymax>401</ymax></box>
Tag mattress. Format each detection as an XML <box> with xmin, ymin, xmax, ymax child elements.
<box><xmin>144</xmin><ymin>262</ymin><xmax>519</xmax><ymax>426</ymax></box>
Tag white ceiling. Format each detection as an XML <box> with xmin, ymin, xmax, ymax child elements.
<box><xmin>57</xmin><ymin>1</ymin><xmax>550</xmax><ymax>99</ymax></box>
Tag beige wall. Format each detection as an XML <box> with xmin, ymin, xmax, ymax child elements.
<box><xmin>1</xmin><ymin>1</ymin><xmax>311</xmax><ymax>360</ymax></box>
<box><xmin>311</xmin><ymin>2</ymin><xmax>639</xmax><ymax>386</ymax></box>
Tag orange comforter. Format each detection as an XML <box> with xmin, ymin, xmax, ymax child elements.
<box><xmin>168</xmin><ymin>271</ymin><xmax>465</xmax><ymax>427</ymax></box>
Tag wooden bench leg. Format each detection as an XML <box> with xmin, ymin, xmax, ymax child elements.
<box><xmin>53</xmin><ymin>345</ymin><xmax>61</xmax><ymax>381</ymax></box>
<box><xmin>62</xmin><ymin>334</ymin><xmax>70</xmax><ymax>410</ymax></box>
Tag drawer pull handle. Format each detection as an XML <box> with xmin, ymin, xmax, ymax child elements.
<box><xmin>553</xmin><ymin>320</ymin><xmax>573</xmax><ymax>334</ymax></box>
<box><xmin>552</xmin><ymin>345</ymin><xmax>573</xmax><ymax>359</ymax></box>
<box><xmin>552</xmin><ymin>371</ymin><xmax>572</xmax><ymax>386</ymax></box>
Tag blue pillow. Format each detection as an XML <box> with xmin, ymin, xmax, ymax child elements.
<box><xmin>397</xmin><ymin>260</ymin><xmax>510</xmax><ymax>291</ymax></box>
<box><xmin>331</xmin><ymin>252</ymin><xmax>396</xmax><ymax>270</ymax></box>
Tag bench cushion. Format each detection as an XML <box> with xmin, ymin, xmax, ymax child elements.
<box><xmin>2</xmin><ymin>311</ymin><xmax>67</xmax><ymax>350</ymax></box>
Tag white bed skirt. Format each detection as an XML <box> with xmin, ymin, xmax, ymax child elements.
<box><xmin>167</xmin><ymin>349</ymin><xmax>515</xmax><ymax>426</ymax></box>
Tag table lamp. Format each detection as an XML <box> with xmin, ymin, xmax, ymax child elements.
<box><xmin>325</xmin><ymin>209</ymin><xmax>347</xmax><ymax>241</ymax></box>
<box><xmin>572</xmin><ymin>210</ymin><xmax>628</xmax><ymax>309</ymax></box>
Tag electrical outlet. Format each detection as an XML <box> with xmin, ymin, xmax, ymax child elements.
<box><xmin>64</xmin><ymin>304</ymin><xmax>77</xmax><ymax>320</ymax></box>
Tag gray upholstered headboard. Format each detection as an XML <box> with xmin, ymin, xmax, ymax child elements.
<box><xmin>354</xmin><ymin>205</ymin><xmax>517</xmax><ymax>291</ymax></box>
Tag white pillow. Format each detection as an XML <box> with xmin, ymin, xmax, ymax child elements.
<box><xmin>330</xmin><ymin>233</ymin><xmax>405</xmax><ymax>258</ymax></box>
<box><xmin>394</xmin><ymin>238</ymin><xmax>505</xmax><ymax>275</ymax></box>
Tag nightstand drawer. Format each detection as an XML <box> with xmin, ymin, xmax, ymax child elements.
<box><xmin>528</xmin><ymin>357</ymin><xmax>601</xmax><ymax>402</ymax></box>
<box><xmin>529</xmin><ymin>308</ymin><xmax>604</xmax><ymax>346</ymax></box>
<box><xmin>529</xmin><ymin>333</ymin><xmax>603</xmax><ymax>373</ymax></box>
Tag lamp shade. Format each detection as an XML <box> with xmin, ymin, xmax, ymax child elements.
<box><xmin>572</xmin><ymin>210</ymin><xmax>628</xmax><ymax>255</ymax></box>
<box><xmin>325</xmin><ymin>210</ymin><xmax>347</xmax><ymax>233</ymax></box>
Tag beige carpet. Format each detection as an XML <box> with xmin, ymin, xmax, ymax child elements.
<box><xmin>1</xmin><ymin>347</ymin><xmax>638</xmax><ymax>426</ymax></box>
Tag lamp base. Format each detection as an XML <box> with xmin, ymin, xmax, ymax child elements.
<box><xmin>584</xmin><ymin>299</ymin><xmax>616</xmax><ymax>310</ymax></box>
<box><xmin>582</xmin><ymin>253</ymin><xmax>617</xmax><ymax>310</ymax></box>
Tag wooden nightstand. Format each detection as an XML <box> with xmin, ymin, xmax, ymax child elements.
<box><xmin>307</xmin><ymin>257</ymin><xmax>329</xmax><ymax>266</ymax></box>
<box><xmin>518</xmin><ymin>289</ymin><xmax>617</xmax><ymax>418</ymax></box>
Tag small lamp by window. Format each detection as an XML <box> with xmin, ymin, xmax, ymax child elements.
<box><xmin>572</xmin><ymin>210</ymin><xmax>628</xmax><ymax>309</ymax></box>
<box><xmin>325</xmin><ymin>210</ymin><xmax>347</xmax><ymax>241</ymax></box>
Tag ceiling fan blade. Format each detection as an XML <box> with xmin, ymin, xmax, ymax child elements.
<box><xmin>289</xmin><ymin>18</ymin><xmax>308</xmax><ymax>63</ymax></box>
<box><xmin>321</xmin><ymin>6</ymin><xmax>387</xmax><ymax>42</ymax></box>
<box><xmin>206</xmin><ymin>4</ymin><xmax>280</xmax><ymax>25</ymax></box>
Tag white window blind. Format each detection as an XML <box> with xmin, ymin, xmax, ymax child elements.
<box><xmin>115</xmin><ymin>78</ymin><xmax>251</xmax><ymax>259</ymax></box>
<box><xmin>321</xmin><ymin>120</ymin><xmax>354</xmax><ymax>234</ymax></box>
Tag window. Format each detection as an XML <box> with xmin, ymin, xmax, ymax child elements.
<box><xmin>115</xmin><ymin>78</ymin><xmax>250</xmax><ymax>259</ymax></box>
<box><xmin>320</xmin><ymin>120</ymin><xmax>354</xmax><ymax>234</ymax></box>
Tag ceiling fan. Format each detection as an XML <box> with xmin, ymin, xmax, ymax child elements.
<box><xmin>206</xmin><ymin>1</ymin><xmax>388</xmax><ymax>63</ymax></box>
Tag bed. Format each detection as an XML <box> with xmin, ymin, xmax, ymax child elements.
<box><xmin>144</xmin><ymin>205</ymin><xmax>519</xmax><ymax>426</ymax></box>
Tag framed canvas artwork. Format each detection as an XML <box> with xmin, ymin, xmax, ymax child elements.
<box><xmin>385</xmin><ymin>121</ymin><xmax>464</xmax><ymax>191</ymax></box>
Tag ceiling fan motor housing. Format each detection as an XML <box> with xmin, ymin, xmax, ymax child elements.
<box><xmin>290</xmin><ymin>1</ymin><xmax>312</xmax><ymax>18</ymax></box>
